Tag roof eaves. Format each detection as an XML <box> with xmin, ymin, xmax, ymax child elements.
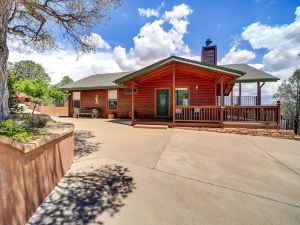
<box><xmin>114</xmin><ymin>57</ymin><xmax>173</xmax><ymax>84</ymax></box>
<box><xmin>60</xmin><ymin>85</ymin><xmax>124</xmax><ymax>91</ymax></box>
<box><xmin>114</xmin><ymin>56</ymin><xmax>244</xmax><ymax>84</ymax></box>
<box><xmin>171</xmin><ymin>56</ymin><xmax>244</xmax><ymax>76</ymax></box>
<box><xmin>232</xmin><ymin>77</ymin><xmax>280</xmax><ymax>83</ymax></box>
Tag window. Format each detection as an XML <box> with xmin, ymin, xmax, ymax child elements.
<box><xmin>175</xmin><ymin>88</ymin><xmax>189</xmax><ymax>106</ymax></box>
<box><xmin>108</xmin><ymin>90</ymin><xmax>118</xmax><ymax>110</ymax></box>
<box><xmin>72</xmin><ymin>92</ymin><xmax>80</xmax><ymax>109</ymax></box>
<box><xmin>124</xmin><ymin>88</ymin><xmax>137</xmax><ymax>94</ymax></box>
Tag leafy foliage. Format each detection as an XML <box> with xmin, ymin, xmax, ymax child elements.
<box><xmin>7</xmin><ymin>0</ymin><xmax>122</xmax><ymax>53</ymax></box>
<box><xmin>58</xmin><ymin>75</ymin><xmax>74</xmax><ymax>87</ymax></box>
<box><xmin>8</xmin><ymin>60</ymin><xmax>51</xmax><ymax>82</ymax></box>
<box><xmin>26</xmin><ymin>116</ymin><xmax>48</xmax><ymax>128</ymax></box>
<box><xmin>274</xmin><ymin>69</ymin><xmax>300</xmax><ymax>134</ymax></box>
<box><xmin>48</xmin><ymin>84</ymin><xmax>67</xmax><ymax>105</ymax></box>
<box><xmin>8</xmin><ymin>61</ymin><xmax>70</xmax><ymax>107</ymax></box>
<box><xmin>0</xmin><ymin>118</ymin><xmax>48</xmax><ymax>142</ymax></box>
<box><xmin>15</xmin><ymin>79</ymin><xmax>49</xmax><ymax>114</ymax></box>
<box><xmin>7</xmin><ymin>73</ymin><xmax>21</xmax><ymax>113</ymax></box>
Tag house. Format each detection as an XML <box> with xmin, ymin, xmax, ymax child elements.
<box><xmin>61</xmin><ymin>43</ymin><xmax>280</xmax><ymax>129</ymax></box>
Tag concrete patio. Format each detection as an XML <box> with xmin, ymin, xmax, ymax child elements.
<box><xmin>27</xmin><ymin>118</ymin><xmax>300</xmax><ymax>225</ymax></box>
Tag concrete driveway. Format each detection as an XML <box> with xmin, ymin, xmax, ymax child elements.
<box><xmin>27</xmin><ymin>118</ymin><xmax>300</xmax><ymax>225</ymax></box>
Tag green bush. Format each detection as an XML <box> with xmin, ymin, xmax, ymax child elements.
<box><xmin>26</xmin><ymin>116</ymin><xmax>48</xmax><ymax>128</ymax></box>
<box><xmin>0</xmin><ymin>118</ymin><xmax>48</xmax><ymax>142</ymax></box>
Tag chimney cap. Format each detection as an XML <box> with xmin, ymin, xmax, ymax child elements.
<box><xmin>205</xmin><ymin>38</ymin><xmax>213</xmax><ymax>46</ymax></box>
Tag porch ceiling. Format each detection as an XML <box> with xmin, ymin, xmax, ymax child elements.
<box><xmin>115</xmin><ymin>56</ymin><xmax>243</xmax><ymax>86</ymax></box>
<box><xmin>118</xmin><ymin>59</ymin><xmax>240</xmax><ymax>87</ymax></box>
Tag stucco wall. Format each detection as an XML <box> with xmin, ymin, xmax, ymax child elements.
<box><xmin>0</xmin><ymin>127</ymin><xmax>74</xmax><ymax>225</ymax></box>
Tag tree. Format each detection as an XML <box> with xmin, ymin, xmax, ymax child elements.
<box><xmin>58</xmin><ymin>75</ymin><xmax>73</xmax><ymax>87</ymax></box>
<box><xmin>48</xmin><ymin>84</ymin><xmax>67</xmax><ymax>105</ymax></box>
<box><xmin>274</xmin><ymin>69</ymin><xmax>300</xmax><ymax>134</ymax></box>
<box><xmin>0</xmin><ymin>0</ymin><xmax>122</xmax><ymax>120</ymax></box>
<box><xmin>15</xmin><ymin>79</ymin><xmax>49</xmax><ymax>114</ymax></box>
<box><xmin>9</xmin><ymin>60</ymin><xmax>51</xmax><ymax>82</ymax></box>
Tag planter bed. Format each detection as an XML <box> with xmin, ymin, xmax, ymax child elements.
<box><xmin>0</xmin><ymin>120</ymin><xmax>74</xmax><ymax>225</ymax></box>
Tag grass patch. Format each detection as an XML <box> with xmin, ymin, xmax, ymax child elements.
<box><xmin>0</xmin><ymin>117</ymin><xmax>49</xmax><ymax>143</ymax></box>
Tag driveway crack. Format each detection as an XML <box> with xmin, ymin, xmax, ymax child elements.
<box><xmin>243</xmin><ymin>136</ymin><xmax>300</xmax><ymax>178</ymax></box>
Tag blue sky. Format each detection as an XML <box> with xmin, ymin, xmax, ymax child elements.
<box><xmin>9</xmin><ymin>0</ymin><xmax>300</xmax><ymax>95</ymax></box>
<box><xmin>94</xmin><ymin>0</ymin><xmax>299</xmax><ymax>63</ymax></box>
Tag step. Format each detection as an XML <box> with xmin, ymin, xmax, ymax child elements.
<box><xmin>133</xmin><ymin>124</ymin><xmax>168</xmax><ymax>129</ymax></box>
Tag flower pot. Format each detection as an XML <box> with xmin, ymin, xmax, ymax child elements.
<box><xmin>108</xmin><ymin>113</ymin><xmax>114</xmax><ymax>119</ymax></box>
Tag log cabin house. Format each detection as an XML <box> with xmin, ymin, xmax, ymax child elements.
<box><xmin>61</xmin><ymin>43</ymin><xmax>280</xmax><ymax>129</ymax></box>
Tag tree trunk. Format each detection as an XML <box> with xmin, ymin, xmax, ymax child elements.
<box><xmin>0</xmin><ymin>0</ymin><xmax>14</xmax><ymax>121</ymax></box>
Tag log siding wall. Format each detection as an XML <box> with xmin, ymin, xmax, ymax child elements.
<box><xmin>68</xmin><ymin>72</ymin><xmax>216</xmax><ymax>119</ymax></box>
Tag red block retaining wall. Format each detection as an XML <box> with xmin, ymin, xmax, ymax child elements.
<box><xmin>0</xmin><ymin>124</ymin><xmax>74</xmax><ymax>225</ymax></box>
<box><xmin>36</xmin><ymin>105</ymin><xmax>68</xmax><ymax>117</ymax></box>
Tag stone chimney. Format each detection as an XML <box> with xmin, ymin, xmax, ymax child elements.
<box><xmin>201</xmin><ymin>38</ymin><xmax>217</xmax><ymax>65</ymax></box>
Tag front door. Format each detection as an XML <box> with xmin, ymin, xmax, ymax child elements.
<box><xmin>156</xmin><ymin>89</ymin><xmax>169</xmax><ymax>117</ymax></box>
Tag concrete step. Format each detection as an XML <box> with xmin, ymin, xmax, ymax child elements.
<box><xmin>133</xmin><ymin>124</ymin><xmax>168</xmax><ymax>129</ymax></box>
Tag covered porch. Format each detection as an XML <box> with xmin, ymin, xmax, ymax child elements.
<box><xmin>115</xmin><ymin>56</ymin><xmax>280</xmax><ymax>129</ymax></box>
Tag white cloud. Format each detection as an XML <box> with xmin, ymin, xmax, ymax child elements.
<box><xmin>138</xmin><ymin>2</ymin><xmax>165</xmax><ymax>18</ymax></box>
<box><xmin>219</xmin><ymin>47</ymin><xmax>255</xmax><ymax>64</ymax></box>
<box><xmin>223</xmin><ymin>6</ymin><xmax>300</xmax><ymax>96</ymax></box>
<box><xmin>8</xmin><ymin>40</ymin><xmax>120</xmax><ymax>84</ymax></box>
<box><xmin>163</xmin><ymin>3</ymin><xmax>192</xmax><ymax>21</ymax></box>
<box><xmin>81</xmin><ymin>33</ymin><xmax>111</xmax><ymax>50</ymax></box>
<box><xmin>138</xmin><ymin>8</ymin><xmax>159</xmax><ymax>18</ymax></box>
<box><xmin>241</xmin><ymin>6</ymin><xmax>300</xmax><ymax>80</ymax></box>
<box><xmin>114</xmin><ymin>3</ymin><xmax>193</xmax><ymax>71</ymax></box>
<box><xmin>219</xmin><ymin>34</ymin><xmax>256</xmax><ymax>65</ymax></box>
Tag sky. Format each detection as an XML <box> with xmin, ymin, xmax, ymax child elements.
<box><xmin>8</xmin><ymin>0</ymin><xmax>300</xmax><ymax>96</ymax></box>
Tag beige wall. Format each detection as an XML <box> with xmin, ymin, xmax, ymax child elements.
<box><xmin>0</xmin><ymin>131</ymin><xmax>74</xmax><ymax>225</ymax></box>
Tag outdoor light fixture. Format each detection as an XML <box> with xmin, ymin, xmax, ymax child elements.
<box><xmin>196</xmin><ymin>85</ymin><xmax>199</xmax><ymax>91</ymax></box>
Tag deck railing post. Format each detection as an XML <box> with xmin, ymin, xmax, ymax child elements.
<box><xmin>172</xmin><ymin>63</ymin><xmax>176</xmax><ymax>127</ymax></box>
<box><xmin>238</xmin><ymin>83</ymin><xmax>242</xmax><ymax>106</ymax></box>
<box><xmin>220</xmin><ymin>77</ymin><xmax>224</xmax><ymax>126</ymax></box>
<box><xmin>277</xmin><ymin>100</ymin><xmax>281</xmax><ymax>130</ymax></box>
<box><xmin>131</xmin><ymin>83</ymin><xmax>135</xmax><ymax>126</ymax></box>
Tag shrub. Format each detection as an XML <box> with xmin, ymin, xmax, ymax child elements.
<box><xmin>0</xmin><ymin>117</ymin><xmax>48</xmax><ymax>142</ymax></box>
<box><xmin>0</xmin><ymin>119</ymin><xmax>33</xmax><ymax>142</ymax></box>
<box><xmin>26</xmin><ymin>116</ymin><xmax>48</xmax><ymax>128</ymax></box>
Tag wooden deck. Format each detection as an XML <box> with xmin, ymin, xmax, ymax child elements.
<box><xmin>132</xmin><ymin>104</ymin><xmax>281</xmax><ymax>129</ymax></box>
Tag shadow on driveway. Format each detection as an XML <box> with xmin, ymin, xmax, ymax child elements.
<box><xmin>74</xmin><ymin>130</ymin><xmax>102</xmax><ymax>159</ymax></box>
<box><xmin>26</xmin><ymin>164</ymin><xmax>136</xmax><ymax>225</ymax></box>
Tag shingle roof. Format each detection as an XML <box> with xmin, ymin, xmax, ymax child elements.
<box><xmin>222</xmin><ymin>64</ymin><xmax>280</xmax><ymax>83</ymax></box>
<box><xmin>61</xmin><ymin>58</ymin><xmax>280</xmax><ymax>91</ymax></box>
<box><xmin>60</xmin><ymin>72</ymin><xmax>131</xmax><ymax>91</ymax></box>
<box><xmin>115</xmin><ymin>56</ymin><xmax>244</xmax><ymax>84</ymax></box>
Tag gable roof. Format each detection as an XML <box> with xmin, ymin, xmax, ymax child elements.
<box><xmin>61</xmin><ymin>57</ymin><xmax>280</xmax><ymax>91</ymax></box>
<box><xmin>222</xmin><ymin>64</ymin><xmax>280</xmax><ymax>83</ymax></box>
<box><xmin>114</xmin><ymin>56</ymin><xmax>244</xmax><ymax>84</ymax></box>
<box><xmin>60</xmin><ymin>72</ymin><xmax>131</xmax><ymax>91</ymax></box>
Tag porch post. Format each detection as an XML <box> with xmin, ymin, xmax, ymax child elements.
<box><xmin>238</xmin><ymin>83</ymin><xmax>242</xmax><ymax>106</ymax></box>
<box><xmin>257</xmin><ymin>82</ymin><xmax>261</xmax><ymax>105</ymax></box>
<box><xmin>215</xmin><ymin>83</ymin><xmax>217</xmax><ymax>106</ymax></box>
<box><xmin>230</xmin><ymin>85</ymin><xmax>234</xmax><ymax>106</ymax></box>
<box><xmin>277</xmin><ymin>100</ymin><xmax>281</xmax><ymax>130</ymax></box>
<box><xmin>131</xmin><ymin>83</ymin><xmax>135</xmax><ymax>126</ymax></box>
<box><xmin>220</xmin><ymin>77</ymin><xmax>224</xmax><ymax>126</ymax></box>
<box><xmin>172</xmin><ymin>63</ymin><xmax>176</xmax><ymax>127</ymax></box>
<box><xmin>221</xmin><ymin>77</ymin><xmax>224</xmax><ymax>107</ymax></box>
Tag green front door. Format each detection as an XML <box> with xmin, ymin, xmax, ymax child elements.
<box><xmin>156</xmin><ymin>89</ymin><xmax>169</xmax><ymax>117</ymax></box>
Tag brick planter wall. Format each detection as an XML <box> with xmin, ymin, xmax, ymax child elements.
<box><xmin>36</xmin><ymin>105</ymin><xmax>68</xmax><ymax>117</ymax></box>
<box><xmin>0</xmin><ymin>123</ymin><xmax>74</xmax><ymax>225</ymax></box>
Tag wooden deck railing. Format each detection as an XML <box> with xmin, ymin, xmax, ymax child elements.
<box><xmin>223</xmin><ymin>106</ymin><xmax>279</xmax><ymax>123</ymax></box>
<box><xmin>175</xmin><ymin>106</ymin><xmax>221</xmax><ymax>122</ymax></box>
<box><xmin>175</xmin><ymin>103</ymin><xmax>280</xmax><ymax>126</ymax></box>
